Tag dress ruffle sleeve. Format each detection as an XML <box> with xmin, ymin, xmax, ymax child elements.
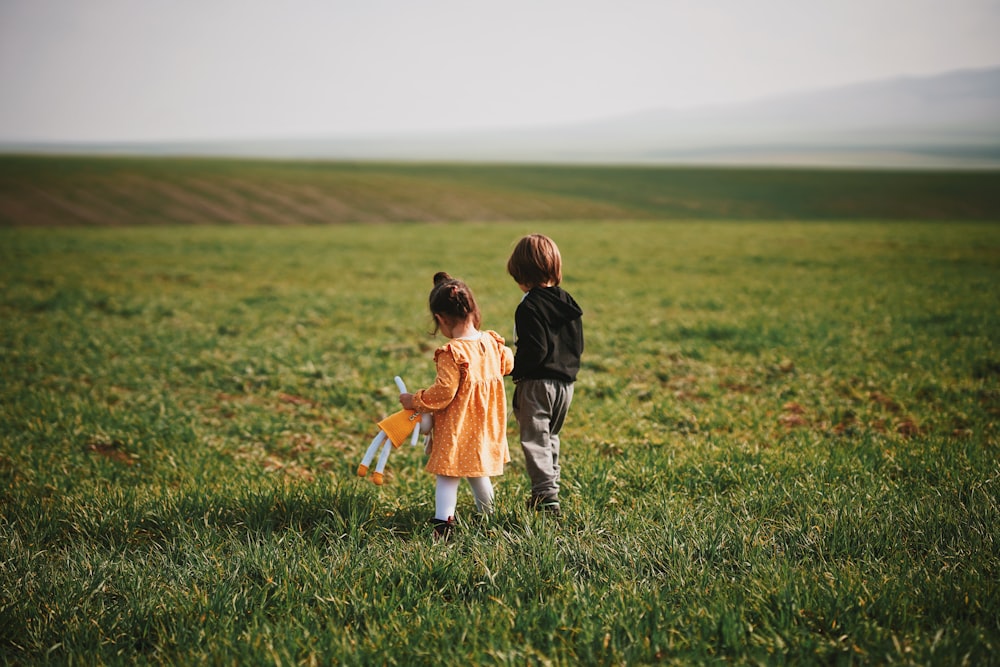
<box><xmin>486</xmin><ymin>330</ymin><xmax>514</xmax><ymax>376</ymax></box>
<box><xmin>412</xmin><ymin>345</ymin><xmax>462</xmax><ymax>413</ymax></box>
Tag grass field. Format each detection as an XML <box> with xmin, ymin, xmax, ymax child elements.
<box><xmin>2</xmin><ymin>215</ymin><xmax>998</xmax><ymax>665</ymax></box>
<box><xmin>2</xmin><ymin>155</ymin><xmax>1000</xmax><ymax>226</ymax></box>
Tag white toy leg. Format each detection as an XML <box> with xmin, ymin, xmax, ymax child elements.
<box><xmin>357</xmin><ymin>431</ymin><xmax>387</xmax><ymax>478</ymax></box>
<box><xmin>359</xmin><ymin>376</ymin><xmax>429</xmax><ymax>485</ymax></box>
<box><xmin>371</xmin><ymin>438</ymin><xmax>394</xmax><ymax>485</ymax></box>
<box><xmin>420</xmin><ymin>413</ymin><xmax>433</xmax><ymax>449</ymax></box>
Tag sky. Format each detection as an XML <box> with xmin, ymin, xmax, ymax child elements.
<box><xmin>2</xmin><ymin>0</ymin><xmax>1000</xmax><ymax>143</ymax></box>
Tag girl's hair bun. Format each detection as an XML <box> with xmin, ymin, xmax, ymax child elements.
<box><xmin>427</xmin><ymin>271</ymin><xmax>481</xmax><ymax>334</ymax></box>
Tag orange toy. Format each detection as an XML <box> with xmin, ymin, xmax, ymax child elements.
<box><xmin>357</xmin><ymin>376</ymin><xmax>433</xmax><ymax>485</ymax></box>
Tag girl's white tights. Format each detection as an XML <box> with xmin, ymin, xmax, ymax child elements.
<box><xmin>435</xmin><ymin>475</ymin><xmax>494</xmax><ymax>521</ymax></box>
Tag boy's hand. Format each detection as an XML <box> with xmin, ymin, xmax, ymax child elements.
<box><xmin>399</xmin><ymin>393</ymin><xmax>415</xmax><ymax>410</ymax></box>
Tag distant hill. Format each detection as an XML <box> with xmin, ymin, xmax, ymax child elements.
<box><xmin>3</xmin><ymin>67</ymin><xmax>1000</xmax><ymax>168</ymax></box>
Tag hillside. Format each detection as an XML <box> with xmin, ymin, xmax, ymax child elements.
<box><xmin>2</xmin><ymin>156</ymin><xmax>999</xmax><ymax>227</ymax></box>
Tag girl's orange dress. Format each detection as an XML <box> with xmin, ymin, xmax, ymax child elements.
<box><xmin>412</xmin><ymin>330</ymin><xmax>514</xmax><ymax>477</ymax></box>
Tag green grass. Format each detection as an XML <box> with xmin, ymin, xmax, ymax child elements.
<box><xmin>2</xmin><ymin>220</ymin><xmax>999</xmax><ymax>665</ymax></box>
<box><xmin>2</xmin><ymin>155</ymin><xmax>1000</xmax><ymax>226</ymax></box>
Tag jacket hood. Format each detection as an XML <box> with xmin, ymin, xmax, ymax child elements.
<box><xmin>528</xmin><ymin>286</ymin><xmax>583</xmax><ymax>324</ymax></box>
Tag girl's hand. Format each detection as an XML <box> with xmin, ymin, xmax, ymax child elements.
<box><xmin>399</xmin><ymin>393</ymin><xmax>415</xmax><ymax>411</ymax></box>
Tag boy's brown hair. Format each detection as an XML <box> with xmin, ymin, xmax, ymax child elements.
<box><xmin>507</xmin><ymin>234</ymin><xmax>562</xmax><ymax>287</ymax></box>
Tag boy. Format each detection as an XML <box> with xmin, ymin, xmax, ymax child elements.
<box><xmin>507</xmin><ymin>234</ymin><xmax>584</xmax><ymax>516</ymax></box>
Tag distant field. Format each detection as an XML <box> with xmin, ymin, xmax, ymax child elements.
<box><xmin>2</xmin><ymin>221</ymin><xmax>998</xmax><ymax>664</ymax></box>
<box><xmin>2</xmin><ymin>155</ymin><xmax>1000</xmax><ymax>226</ymax></box>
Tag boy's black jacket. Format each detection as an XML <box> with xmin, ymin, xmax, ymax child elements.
<box><xmin>512</xmin><ymin>286</ymin><xmax>584</xmax><ymax>383</ymax></box>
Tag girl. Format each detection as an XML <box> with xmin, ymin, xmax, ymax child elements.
<box><xmin>400</xmin><ymin>272</ymin><xmax>514</xmax><ymax>539</ymax></box>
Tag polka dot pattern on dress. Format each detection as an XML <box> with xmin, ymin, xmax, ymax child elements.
<box><xmin>412</xmin><ymin>331</ymin><xmax>514</xmax><ymax>477</ymax></box>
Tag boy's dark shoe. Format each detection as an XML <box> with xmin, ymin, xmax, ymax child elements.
<box><xmin>430</xmin><ymin>516</ymin><xmax>456</xmax><ymax>541</ymax></box>
<box><xmin>528</xmin><ymin>495</ymin><xmax>561</xmax><ymax>517</ymax></box>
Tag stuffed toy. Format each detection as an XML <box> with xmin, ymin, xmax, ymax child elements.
<box><xmin>357</xmin><ymin>376</ymin><xmax>432</xmax><ymax>485</ymax></box>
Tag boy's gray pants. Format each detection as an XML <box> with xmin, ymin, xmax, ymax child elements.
<box><xmin>512</xmin><ymin>379</ymin><xmax>574</xmax><ymax>501</ymax></box>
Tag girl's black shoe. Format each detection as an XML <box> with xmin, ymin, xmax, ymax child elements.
<box><xmin>431</xmin><ymin>516</ymin><xmax>455</xmax><ymax>540</ymax></box>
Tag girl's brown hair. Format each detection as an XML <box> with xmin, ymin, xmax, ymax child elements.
<box><xmin>428</xmin><ymin>271</ymin><xmax>481</xmax><ymax>334</ymax></box>
<box><xmin>507</xmin><ymin>234</ymin><xmax>562</xmax><ymax>287</ymax></box>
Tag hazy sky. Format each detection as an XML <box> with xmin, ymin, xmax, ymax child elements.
<box><xmin>2</xmin><ymin>0</ymin><xmax>1000</xmax><ymax>143</ymax></box>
